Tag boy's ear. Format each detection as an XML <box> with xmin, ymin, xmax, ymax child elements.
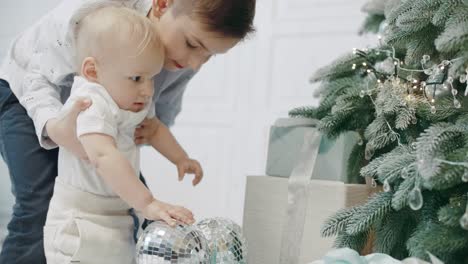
<box><xmin>81</xmin><ymin>57</ymin><xmax>98</xmax><ymax>82</ymax></box>
<box><xmin>152</xmin><ymin>0</ymin><xmax>173</xmax><ymax>18</ymax></box>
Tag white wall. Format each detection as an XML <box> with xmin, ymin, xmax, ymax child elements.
<box><xmin>0</xmin><ymin>0</ymin><xmax>372</xmax><ymax>243</ymax></box>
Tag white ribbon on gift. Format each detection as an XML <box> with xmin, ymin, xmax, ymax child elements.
<box><xmin>279</xmin><ymin>125</ymin><xmax>322</xmax><ymax>264</ymax></box>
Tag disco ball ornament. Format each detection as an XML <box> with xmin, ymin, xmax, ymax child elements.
<box><xmin>196</xmin><ymin>218</ymin><xmax>247</xmax><ymax>264</ymax></box>
<box><xmin>136</xmin><ymin>221</ymin><xmax>211</xmax><ymax>264</ymax></box>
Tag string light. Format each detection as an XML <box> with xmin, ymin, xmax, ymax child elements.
<box><xmin>350</xmin><ymin>47</ymin><xmax>464</xmax><ymax>112</ymax></box>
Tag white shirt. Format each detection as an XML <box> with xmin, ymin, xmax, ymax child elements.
<box><xmin>0</xmin><ymin>0</ymin><xmax>153</xmax><ymax>149</ymax></box>
<box><xmin>57</xmin><ymin>76</ymin><xmax>154</xmax><ymax>196</ymax></box>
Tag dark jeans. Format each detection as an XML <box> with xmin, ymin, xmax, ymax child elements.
<box><xmin>0</xmin><ymin>79</ymin><xmax>146</xmax><ymax>264</ymax></box>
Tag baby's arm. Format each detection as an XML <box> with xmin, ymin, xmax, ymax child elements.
<box><xmin>139</xmin><ymin>118</ymin><xmax>203</xmax><ymax>185</ymax></box>
<box><xmin>79</xmin><ymin>133</ymin><xmax>194</xmax><ymax>226</ymax></box>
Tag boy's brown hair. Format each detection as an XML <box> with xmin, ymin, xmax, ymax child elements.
<box><xmin>175</xmin><ymin>0</ymin><xmax>256</xmax><ymax>39</ymax></box>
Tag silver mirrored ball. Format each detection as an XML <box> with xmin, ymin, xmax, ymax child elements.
<box><xmin>136</xmin><ymin>221</ymin><xmax>210</xmax><ymax>264</ymax></box>
<box><xmin>196</xmin><ymin>218</ymin><xmax>247</xmax><ymax>264</ymax></box>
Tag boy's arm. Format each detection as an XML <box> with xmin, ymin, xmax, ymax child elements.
<box><xmin>144</xmin><ymin>118</ymin><xmax>203</xmax><ymax>185</ymax></box>
<box><xmin>21</xmin><ymin>52</ymin><xmax>91</xmax><ymax>159</ymax></box>
<box><xmin>79</xmin><ymin>133</ymin><xmax>154</xmax><ymax>210</ymax></box>
<box><xmin>148</xmin><ymin>118</ymin><xmax>189</xmax><ymax>164</ymax></box>
<box><xmin>21</xmin><ymin>70</ymin><xmax>64</xmax><ymax>149</ymax></box>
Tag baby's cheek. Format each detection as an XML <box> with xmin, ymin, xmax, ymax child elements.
<box><xmin>90</xmin><ymin>159</ymin><xmax>99</xmax><ymax>168</ymax></box>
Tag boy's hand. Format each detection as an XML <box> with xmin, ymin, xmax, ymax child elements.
<box><xmin>134</xmin><ymin>117</ymin><xmax>159</xmax><ymax>145</ymax></box>
<box><xmin>142</xmin><ymin>199</ymin><xmax>195</xmax><ymax>227</ymax></box>
<box><xmin>46</xmin><ymin>98</ymin><xmax>92</xmax><ymax>160</ymax></box>
<box><xmin>176</xmin><ymin>158</ymin><xmax>203</xmax><ymax>186</ymax></box>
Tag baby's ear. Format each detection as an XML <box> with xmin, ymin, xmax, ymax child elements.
<box><xmin>81</xmin><ymin>57</ymin><xmax>98</xmax><ymax>82</ymax></box>
<box><xmin>152</xmin><ymin>0</ymin><xmax>173</xmax><ymax>18</ymax></box>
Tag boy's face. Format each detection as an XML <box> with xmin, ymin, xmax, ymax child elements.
<box><xmin>96</xmin><ymin>42</ymin><xmax>163</xmax><ymax>112</ymax></box>
<box><xmin>148</xmin><ymin>2</ymin><xmax>241</xmax><ymax>71</ymax></box>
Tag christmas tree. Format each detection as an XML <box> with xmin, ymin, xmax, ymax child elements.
<box><xmin>290</xmin><ymin>0</ymin><xmax>468</xmax><ymax>263</ymax></box>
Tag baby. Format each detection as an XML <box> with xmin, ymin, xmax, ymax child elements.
<box><xmin>43</xmin><ymin>6</ymin><xmax>203</xmax><ymax>264</ymax></box>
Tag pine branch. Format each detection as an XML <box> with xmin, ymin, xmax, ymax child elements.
<box><xmin>361</xmin><ymin>145</ymin><xmax>414</xmax><ymax>183</ymax></box>
<box><xmin>426</xmin><ymin>167</ymin><xmax>467</xmax><ymax>191</ymax></box>
<box><xmin>448</xmin><ymin>50</ymin><xmax>468</xmax><ymax>77</ymax></box>
<box><xmin>395</xmin><ymin>106</ymin><xmax>417</xmax><ymax>129</ymax></box>
<box><xmin>288</xmin><ymin>106</ymin><xmax>319</xmax><ymax>119</ymax></box>
<box><xmin>334</xmin><ymin>230</ymin><xmax>370</xmax><ymax>252</ymax></box>
<box><xmin>395</xmin><ymin>2</ymin><xmax>437</xmax><ymax>33</ymax></box>
<box><xmin>376</xmin><ymin>146</ymin><xmax>415</xmax><ymax>183</ymax></box>
<box><xmin>432</xmin><ymin>2</ymin><xmax>459</xmax><ymax>27</ymax></box>
<box><xmin>435</xmin><ymin>21</ymin><xmax>468</xmax><ymax>53</ymax></box>
<box><xmin>347</xmin><ymin>142</ymin><xmax>366</xmax><ymax>184</ymax></box>
<box><xmin>374</xmin><ymin>208</ymin><xmax>415</xmax><ymax>259</ymax></box>
<box><xmin>416</xmin><ymin>95</ymin><xmax>463</xmax><ymax>122</ymax></box>
<box><xmin>380</xmin><ymin>0</ymin><xmax>400</xmax><ymax>18</ymax></box>
<box><xmin>360</xmin><ymin>151</ymin><xmax>386</xmax><ymax>179</ymax></box>
<box><xmin>346</xmin><ymin>192</ymin><xmax>393</xmax><ymax>235</ymax></box>
<box><xmin>444</xmin><ymin>5</ymin><xmax>468</xmax><ymax>28</ymax></box>
<box><xmin>310</xmin><ymin>53</ymin><xmax>363</xmax><ymax>83</ymax></box>
<box><xmin>385</xmin><ymin>0</ymin><xmax>416</xmax><ymax>25</ymax></box>
<box><xmin>320</xmin><ymin>102</ymin><xmax>356</xmax><ymax>138</ymax></box>
<box><xmin>364</xmin><ymin>116</ymin><xmax>398</xmax><ymax>151</ymax></box>
<box><xmin>311</xmin><ymin>50</ymin><xmax>390</xmax><ymax>83</ymax></box>
<box><xmin>392</xmin><ymin>176</ymin><xmax>417</xmax><ymax>210</ymax></box>
<box><xmin>415</xmin><ymin>123</ymin><xmax>467</xmax><ymax>180</ymax></box>
<box><xmin>321</xmin><ymin>76</ymin><xmax>366</xmax><ymax>103</ymax></box>
<box><xmin>319</xmin><ymin>94</ymin><xmax>375</xmax><ymax>139</ymax></box>
<box><xmin>361</xmin><ymin>0</ymin><xmax>387</xmax><ymax>16</ymax></box>
<box><xmin>321</xmin><ymin>206</ymin><xmax>361</xmax><ymax>237</ymax></box>
<box><xmin>407</xmin><ymin>222</ymin><xmax>468</xmax><ymax>263</ymax></box>
<box><xmin>437</xmin><ymin>195</ymin><xmax>467</xmax><ymax>227</ymax></box>
<box><xmin>375</xmin><ymin>82</ymin><xmax>406</xmax><ymax>116</ymax></box>
<box><xmin>404</xmin><ymin>26</ymin><xmax>440</xmax><ymax>65</ymax></box>
<box><xmin>293</xmin><ymin>76</ymin><xmax>368</xmax><ymax>120</ymax></box>
<box><xmin>420</xmin><ymin>190</ymin><xmax>446</xmax><ymax>223</ymax></box>
<box><xmin>359</xmin><ymin>14</ymin><xmax>386</xmax><ymax>35</ymax></box>
<box><xmin>385</xmin><ymin>25</ymin><xmax>414</xmax><ymax>48</ymax></box>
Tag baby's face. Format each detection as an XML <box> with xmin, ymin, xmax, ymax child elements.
<box><xmin>96</xmin><ymin>42</ymin><xmax>163</xmax><ymax>112</ymax></box>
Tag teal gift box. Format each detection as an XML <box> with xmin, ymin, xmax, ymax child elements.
<box><xmin>265</xmin><ymin>118</ymin><xmax>359</xmax><ymax>183</ymax></box>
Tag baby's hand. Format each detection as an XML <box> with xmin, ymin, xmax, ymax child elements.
<box><xmin>176</xmin><ymin>158</ymin><xmax>203</xmax><ymax>186</ymax></box>
<box><xmin>142</xmin><ymin>199</ymin><xmax>195</xmax><ymax>227</ymax></box>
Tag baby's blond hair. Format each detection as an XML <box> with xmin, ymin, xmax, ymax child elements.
<box><xmin>75</xmin><ymin>6</ymin><xmax>163</xmax><ymax>70</ymax></box>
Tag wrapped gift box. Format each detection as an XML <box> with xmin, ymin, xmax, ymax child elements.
<box><xmin>242</xmin><ymin>176</ymin><xmax>371</xmax><ymax>264</ymax></box>
<box><xmin>265</xmin><ymin>118</ymin><xmax>359</xmax><ymax>183</ymax></box>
